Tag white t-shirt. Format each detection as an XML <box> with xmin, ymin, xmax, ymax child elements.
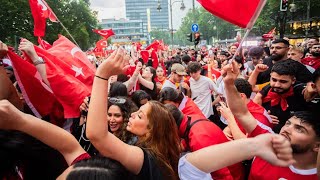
<box><xmin>161</xmin><ymin>79</ymin><xmax>177</xmax><ymax>90</ymax></box>
<box><xmin>178</xmin><ymin>154</ymin><xmax>212</xmax><ymax>180</ymax></box>
<box><xmin>189</xmin><ymin>76</ymin><xmax>218</xmax><ymax>118</ymax></box>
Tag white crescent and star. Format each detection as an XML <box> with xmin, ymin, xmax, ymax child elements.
<box><xmin>37</xmin><ymin>0</ymin><xmax>48</xmax><ymax>11</ymax></box>
<box><xmin>71</xmin><ymin>65</ymin><xmax>85</xmax><ymax>77</ymax></box>
<box><xmin>98</xmin><ymin>30</ymin><xmax>110</xmax><ymax>36</ymax></box>
<box><xmin>71</xmin><ymin>47</ymin><xmax>82</xmax><ymax>57</ymax></box>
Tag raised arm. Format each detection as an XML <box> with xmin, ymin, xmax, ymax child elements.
<box><xmin>183</xmin><ymin>133</ymin><xmax>294</xmax><ymax>174</ymax></box>
<box><xmin>0</xmin><ymin>100</ymin><xmax>85</xmax><ymax>166</ymax></box>
<box><xmin>138</xmin><ymin>74</ymin><xmax>155</xmax><ymax>90</ymax></box>
<box><xmin>223</xmin><ymin>61</ymin><xmax>257</xmax><ymax>134</ymax></box>
<box><xmin>86</xmin><ymin>48</ymin><xmax>144</xmax><ymax>174</ymax></box>
<box><xmin>19</xmin><ymin>39</ymin><xmax>51</xmax><ymax>88</ymax></box>
<box><xmin>123</xmin><ymin>62</ymin><xmax>141</xmax><ymax>92</ymax></box>
<box><xmin>248</xmin><ymin>64</ymin><xmax>268</xmax><ymax>92</ymax></box>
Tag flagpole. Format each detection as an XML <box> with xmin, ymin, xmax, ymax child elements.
<box><xmin>40</xmin><ymin>0</ymin><xmax>81</xmax><ymax>48</ymax></box>
<box><xmin>231</xmin><ymin>28</ymin><xmax>251</xmax><ymax>60</ymax></box>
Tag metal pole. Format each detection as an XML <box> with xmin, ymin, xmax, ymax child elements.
<box><xmin>170</xmin><ymin>0</ymin><xmax>174</xmax><ymax>48</ymax></box>
<box><xmin>192</xmin><ymin>0</ymin><xmax>195</xmax><ymax>22</ymax></box>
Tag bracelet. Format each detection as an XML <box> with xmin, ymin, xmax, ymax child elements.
<box><xmin>33</xmin><ymin>57</ymin><xmax>45</xmax><ymax>66</ymax></box>
<box><xmin>95</xmin><ymin>75</ymin><xmax>109</xmax><ymax>81</ymax></box>
<box><xmin>0</xmin><ymin>60</ymin><xmax>3</xmax><ymax>66</ymax></box>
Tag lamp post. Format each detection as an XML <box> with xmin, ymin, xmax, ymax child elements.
<box><xmin>157</xmin><ymin>0</ymin><xmax>185</xmax><ymax>47</ymax></box>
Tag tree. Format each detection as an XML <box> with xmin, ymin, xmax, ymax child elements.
<box><xmin>149</xmin><ymin>29</ymin><xmax>170</xmax><ymax>44</ymax></box>
<box><xmin>0</xmin><ymin>0</ymin><xmax>100</xmax><ymax>50</ymax></box>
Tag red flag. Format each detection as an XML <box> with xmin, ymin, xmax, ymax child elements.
<box><xmin>140</xmin><ymin>50</ymin><xmax>149</xmax><ymax>64</ymax></box>
<box><xmin>96</xmin><ymin>39</ymin><xmax>108</xmax><ymax>49</ymax></box>
<box><xmin>197</xmin><ymin>0</ymin><xmax>267</xmax><ymax>29</ymax></box>
<box><xmin>38</xmin><ymin>37</ymin><xmax>52</xmax><ymax>50</ymax></box>
<box><xmin>93</xmin><ymin>29</ymin><xmax>115</xmax><ymax>39</ymax></box>
<box><xmin>29</xmin><ymin>0</ymin><xmax>57</xmax><ymax>37</ymax></box>
<box><xmin>146</xmin><ymin>40</ymin><xmax>160</xmax><ymax>51</ymax></box>
<box><xmin>262</xmin><ymin>27</ymin><xmax>276</xmax><ymax>39</ymax></box>
<box><xmin>7</xmin><ymin>51</ymin><xmax>57</xmax><ymax>118</ymax></box>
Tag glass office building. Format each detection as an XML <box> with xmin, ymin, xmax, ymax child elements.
<box><xmin>125</xmin><ymin>0</ymin><xmax>169</xmax><ymax>35</ymax></box>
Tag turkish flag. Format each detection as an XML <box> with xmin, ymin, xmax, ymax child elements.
<box><xmin>197</xmin><ymin>0</ymin><xmax>267</xmax><ymax>29</ymax></box>
<box><xmin>96</xmin><ymin>39</ymin><xmax>108</xmax><ymax>49</ymax></box>
<box><xmin>7</xmin><ymin>51</ymin><xmax>57</xmax><ymax>118</ymax></box>
<box><xmin>146</xmin><ymin>40</ymin><xmax>160</xmax><ymax>51</ymax></box>
<box><xmin>262</xmin><ymin>27</ymin><xmax>276</xmax><ymax>39</ymax></box>
<box><xmin>93</xmin><ymin>29</ymin><xmax>115</xmax><ymax>39</ymax></box>
<box><xmin>29</xmin><ymin>0</ymin><xmax>57</xmax><ymax>37</ymax></box>
<box><xmin>38</xmin><ymin>37</ymin><xmax>52</xmax><ymax>50</ymax></box>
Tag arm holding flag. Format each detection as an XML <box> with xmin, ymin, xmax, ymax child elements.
<box><xmin>19</xmin><ymin>39</ymin><xmax>51</xmax><ymax>88</ymax></box>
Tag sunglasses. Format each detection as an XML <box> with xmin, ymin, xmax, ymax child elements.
<box><xmin>108</xmin><ymin>97</ymin><xmax>126</xmax><ymax>104</ymax></box>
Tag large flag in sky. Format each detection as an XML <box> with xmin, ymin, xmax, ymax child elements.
<box><xmin>197</xmin><ymin>0</ymin><xmax>267</xmax><ymax>29</ymax></box>
<box><xmin>29</xmin><ymin>0</ymin><xmax>57</xmax><ymax>36</ymax></box>
<box><xmin>93</xmin><ymin>29</ymin><xmax>115</xmax><ymax>39</ymax></box>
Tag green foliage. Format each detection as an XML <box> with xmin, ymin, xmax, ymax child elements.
<box><xmin>0</xmin><ymin>0</ymin><xmax>100</xmax><ymax>50</ymax></box>
<box><xmin>149</xmin><ymin>29</ymin><xmax>170</xmax><ymax>44</ymax></box>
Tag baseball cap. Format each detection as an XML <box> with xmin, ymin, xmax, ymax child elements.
<box><xmin>171</xmin><ymin>63</ymin><xmax>187</xmax><ymax>76</ymax></box>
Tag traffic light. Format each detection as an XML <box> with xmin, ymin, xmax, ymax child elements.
<box><xmin>194</xmin><ymin>32</ymin><xmax>200</xmax><ymax>46</ymax></box>
<box><xmin>186</xmin><ymin>33</ymin><xmax>193</xmax><ymax>42</ymax></box>
<box><xmin>280</xmin><ymin>0</ymin><xmax>288</xmax><ymax>11</ymax></box>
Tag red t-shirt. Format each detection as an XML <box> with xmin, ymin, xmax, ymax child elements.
<box><xmin>179</xmin><ymin>115</ymin><xmax>244</xmax><ymax>180</ymax></box>
<box><xmin>179</xmin><ymin>96</ymin><xmax>206</xmax><ymax>119</ymax></box>
<box><xmin>248</xmin><ymin>125</ymin><xmax>317</xmax><ymax>180</ymax></box>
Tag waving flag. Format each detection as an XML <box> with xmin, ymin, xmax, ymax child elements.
<box><xmin>29</xmin><ymin>0</ymin><xmax>57</xmax><ymax>36</ymax></box>
<box><xmin>93</xmin><ymin>29</ymin><xmax>115</xmax><ymax>39</ymax></box>
<box><xmin>197</xmin><ymin>0</ymin><xmax>267</xmax><ymax>29</ymax></box>
<box><xmin>262</xmin><ymin>27</ymin><xmax>276</xmax><ymax>39</ymax></box>
<box><xmin>96</xmin><ymin>39</ymin><xmax>108</xmax><ymax>49</ymax></box>
<box><xmin>38</xmin><ymin>37</ymin><xmax>52</xmax><ymax>50</ymax></box>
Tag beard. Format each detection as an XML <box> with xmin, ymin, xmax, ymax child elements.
<box><xmin>271</xmin><ymin>87</ymin><xmax>290</xmax><ymax>94</ymax></box>
<box><xmin>271</xmin><ymin>53</ymin><xmax>285</xmax><ymax>61</ymax></box>
<box><xmin>291</xmin><ymin>144</ymin><xmax>312</xmax><ymax>154</ymax></box>
<box><xmin>311</xmin><ymin>51</ymin><xmax>320</xmax><ymax>57</ymax></box>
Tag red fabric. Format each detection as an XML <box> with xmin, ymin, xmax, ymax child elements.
<box><xmin>38</xmin><ymin>37</ymin><xmax>52</xmax><ymax>50</ymax></box>
<box><xmin>32</xmin><ymin>37</ymin><xmax>94</xmax><ymax>118</ymax></box>
<box><xmin>29</xmin><ymin>0</ymin><xmax>57</xmax><ymax>37</ymax></box>
<box><xmin>248</xmin><ymin>126</ymin><xmax>317</xmax><ymax>180</ymax></box>
<box><xmin>209</xmin><ymin>67</ymin><xmax>222</xmax><ymax>80</ymax></box>
<box><xmin>262</xmin><ymin>27</ymin><xmax>276</xmax><ymax>39</ymax></box>
<box><xmin>181</xmin><ymin>97</ymin><xmax>206</xmax><ymax>119</ymax></box>
<box><xmin>93</xmin><ymin>29</ymin><xmax>115</xmax><ymax>39</ymax></box>
<box><xmin>262</xmin><ymin>87</ymin><xmax>294</xmax><ymax>111</ymax></box>
<box><xmin>146</xmin><ymin>40</ymin><xmax>160</xmax><ymax>51</ymax></box>
<box><xmin>179</xmin><ymin>115</ymin><xmax>244</xmax><ymax>180</ymax></box>
<box><xmin>140</xmin><ymin>50</ymin><xmax>149</xmax><ymax>64</ymax></box>
<box><xmin>197</xmin><ymin>0</ymin><xmax>266</xmax><ymax>29</ymax></box>
<box><xmin>155</xmin><ymin>77</ymin><xmax>166</xmax><ymax>85</ymax></box>
<box><xmin>125</xmin><ymin>65</ymin><xmax>136</xmax><ymax>77</ymax></box>
<box><xmin>71</xmin><ymin>153</ymin><xmax>91</xmax><ymax>165</ymax></box>
<box><xmin>301</xmin><ymin>57</ymin><xmax>320</xmax><ymax>70</ymax></box>
<box><xmin>96</xmin><ymin>39</ymin><xmax>108</xmax><ymax>49</ymax></box>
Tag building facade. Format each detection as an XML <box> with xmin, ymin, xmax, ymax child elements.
<box><xmin>125</xmin><ymin>0</ymin><xmax>169</xmax><ymax>35</ymax></box>
<box><xmin>100</xmin><ymin>18</ymin><xmax>148</xmax><ymax>45</ymax></box>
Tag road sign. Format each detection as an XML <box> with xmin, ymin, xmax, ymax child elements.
<box><xmin>191</xmin><ymin>23</ymin><xmax>199</xmax><ymax>33</ymax></box>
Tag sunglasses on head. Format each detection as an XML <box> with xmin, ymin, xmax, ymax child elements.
<box><xmin>108</xmin><ymin>97</ymin><xmax>126</xmax><ymax>104</ymax></box>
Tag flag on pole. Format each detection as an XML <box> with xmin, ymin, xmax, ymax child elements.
<box><xmin>96</xmin><ymin>39</ymin><xmax>109</xmax><ymax>49</ymax></box>
<box><xmin>197</xmin><ymin>0</ymin><xmax>267</xmax><ymax>29</ymax></box>
<box><xmin>93</xmin><ymin>29</ymin><xmax>115</xmax><ymax>39</ymax></box>
<box><xmin>262</xmin><ymin>27</ymin><xmax>276</xmax><ymax>39</ymax></box>
<box><xmin>29</xmin><ymin>0</ymin><xmax>58</xmax><ymax>36</ymax></box>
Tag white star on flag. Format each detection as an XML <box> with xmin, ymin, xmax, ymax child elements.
<box><xmin>71</xmin><ymin>65</ymin><xmax>84</xmax><ymax>77</ymax></box>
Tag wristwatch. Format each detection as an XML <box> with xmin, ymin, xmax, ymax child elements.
<box><xmin>33</xmin><ymin>57</ymin><xmax>45</xmax><ymax>66</ymax></box>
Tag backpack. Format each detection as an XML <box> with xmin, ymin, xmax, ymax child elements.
<box><xmin>182</xmin><ymin>116</ymin><xmax>209</xmax><ymax>151</ymax></box>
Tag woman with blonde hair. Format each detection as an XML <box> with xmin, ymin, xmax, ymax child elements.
<box><xmin>86</xmin><ymin>48</ymin><xmax>181</xmax><ymax>180</ymax></box>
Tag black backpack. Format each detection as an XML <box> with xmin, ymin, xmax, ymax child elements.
<box><xmin>182</xmin><ymin>116</ymin><xmax>209</xmax><ymax>151</ymax></box>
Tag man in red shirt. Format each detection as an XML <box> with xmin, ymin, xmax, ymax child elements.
<box><xmin>302</xmin><ymin>43</ymin><xmax>320</xmax><ymax>70</ymax></box>
<box><xmin>223</xmin><ymin>61</ymin><xmax>318</xmax><ymax>180</ymax></box>
<box><xmin>165</xmin><ymin>104</ymin><xmax>244</xmax><ymax>180</ymax></box>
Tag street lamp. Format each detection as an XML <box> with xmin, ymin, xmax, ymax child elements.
<box><xmin>157</xmin><ymin>0</ymin><xmax>186</xmax><ymax>47</ymax></box>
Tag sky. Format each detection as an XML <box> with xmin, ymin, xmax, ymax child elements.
<box><xmin>90</xmin><ymin>0</ymin><xmax>126</xmax><ymax>20</ymax></box>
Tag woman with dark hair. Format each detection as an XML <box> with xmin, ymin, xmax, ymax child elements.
<box><xmin>139</xmin><ymin>66</ymin><xmax>157</xmax><ymax>100</ymax></box>
<box><xmin>131</xmin><ymin>90</ymin><xmax>151</xmax><ymax>108</ymax></box>
<box><xmin>87</xmin><ymin>48</ymin><xmax>181</xmax><ymax>180</ymax></box>
<box><xmin>109</xmin><ymin>81</ymin><xmax>128</xmax><ymax>97</ymax></box>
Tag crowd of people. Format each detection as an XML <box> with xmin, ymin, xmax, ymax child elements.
<box><xmin>0</xmin><ymin>36</ymin><xmax>319</xmax><ymax>180</ymax></box>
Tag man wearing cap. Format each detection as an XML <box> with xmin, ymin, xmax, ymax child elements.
<box><xmin>162</xmin><ymin>63</ymin><xmax>190</xmax><ymax>96</ymax></box>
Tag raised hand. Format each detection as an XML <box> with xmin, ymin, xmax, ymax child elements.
<box><xmin>254</xmin><ymin>64</ymin><xmax>268</xmax><ymax>73</ymax></box>
<box><xmin>19</xmin><ymin>39</ymin><xmax>37</xmax><ymax>58</ymax></box>
<box><xmin>222</xmin><ymin>60</ymin><xmax>239</xmax><ymax>85</ymax></box>
<box><xmin>254</xmin><ymin>134</ymin><xmax>295</xmax><ymax>167</ymax></box>
<box><xmin>95</xmin><ymin>48</ymin><xmax>128</xmax><ymax>79</ymax></box>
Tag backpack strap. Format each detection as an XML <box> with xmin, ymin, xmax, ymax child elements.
<box><xmin>183</xmin><ymin>116</ymin><xmax>209</xmax><ymax>151</ymax></box>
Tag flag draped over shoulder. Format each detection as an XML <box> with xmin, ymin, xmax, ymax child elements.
<box><xmin>197</xmin><ymin>0</ymin><xmax>267</xmax><ymax>29</ymax></box>
<box><xmin>29</xmin><ymin>0</ymin><xmax>57</xmax><ymax>36</ymax></box>
<box><xmin>93</xmin><ymin>29</ymin><xmax>115</xmax><ymax>39</ymax></box>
